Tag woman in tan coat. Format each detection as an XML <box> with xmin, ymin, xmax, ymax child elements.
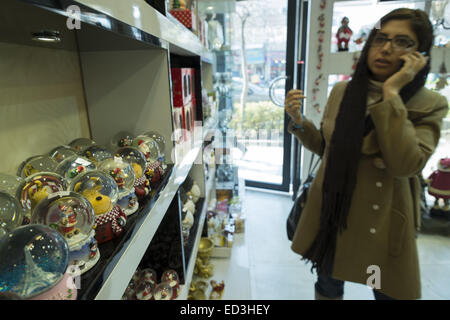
<box><xmin>285</xmin><ymin>8</ymin><xmax>448</xmax><ymax>300</ymax></box>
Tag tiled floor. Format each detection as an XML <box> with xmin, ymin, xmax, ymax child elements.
<box><xmin>212</xmin><ymin>188</ymin><xmax>450</xmax><ymax>300</ymax></box>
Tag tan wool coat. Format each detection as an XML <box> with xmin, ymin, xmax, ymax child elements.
<box><xmin>288</xmin><ymin>81</ymin><xmax>448</xmax><ymax>300</ymax></box>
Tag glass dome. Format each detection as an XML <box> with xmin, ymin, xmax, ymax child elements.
<box><xmin>0</xmin><ymin>173</ymin><xmax>24</xmax><ymax>197</ymax></box>
<box><xmin>31</xmin><ymin>191</ymin><xmax>95</xmax><ymax>243</ymax></box>
<box><xmin>68</xmin><ymin>138</ymin><xmax>96</xmax><ymax>154</ymax></box>
<box><xmin>55</xmin><ymin>155</ymin><xmax>96</xmax><ymax>184</ymax></box>
<box><xmin>17</xmin><ymin>155</ymin><xmax>58</xmax><ymax>179</ymax></box>
<box><xmin>0</xmin><ymin>191</ymin><xmax>23</xmax><ymax>238</ymax></box>
<box><xmin>16</xmin><ymin>172</ymin><xmax>67</xmax><ymax>212</ymax></box>
<box><xmin>69</xmin><ymin>170</ymin><xmax>119</xmax><ymax>210</ymax></box>
<box><xmin>0</xmin><ymin>224</ymin><xmax>69</xmax><ymax>299</ymax></box>
<box><xmin>83</xmin><ymin>145</ymin><xmax>113</xmax><ymax>165</ymax></box>
<box><xmin>132</xmin><ymin>135</ymin><xmax>161</xmax><ymax>164</ymax></box>
<box><xmin>97</xmin><ymin>157</ymin><xmax>135</xmax><ymax>197</ymax></box>
<box><xmin>115</xmin><ymin>147</ymin><xmax>147</xmax><ymax>180</ymax></box>
<box><xmin>109</xmin><ymin>131</ymin><xmax>134</xmax><ymax>151</ymax></box>
<box><xmin>142</xmin><ymin>131</ymin><xmax>166</xmax><ymax>159</ymax></box>
<box><xmin>48</xmin><ymin>145</ymin><xmax>78</xmax><ymax>164</ymax></box>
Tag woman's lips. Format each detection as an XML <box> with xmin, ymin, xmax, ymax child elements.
<box><xmin>374</xmin><ymin>59</ymin><xmax>391</xmax><ymax>67</ymax></box>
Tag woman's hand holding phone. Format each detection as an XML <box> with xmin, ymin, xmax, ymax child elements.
<box><xmin>285</xmin><ymin>89</ymin><xmax>306</xmax><ymax>125</ymax></box>
<box><xmin>383</xmin><ymin>51</ymin><xmax>429</xmax><ymax>100</ymax></box>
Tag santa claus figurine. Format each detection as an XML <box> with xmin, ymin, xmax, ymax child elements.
<box><xmin>427</xmin><ymin>157</ymin><xmax>450</xmax><ymax>219</ymax></box>
<box><xmin>336</xmin><ymin>17</ymin><xmax>353</xmax><ymax>52</ymax></box>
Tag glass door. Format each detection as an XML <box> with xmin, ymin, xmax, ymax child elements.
<box><xmin>228</xmin><ymin>0</ymin><xmax>301</xmax><ymax>191</ymax></box>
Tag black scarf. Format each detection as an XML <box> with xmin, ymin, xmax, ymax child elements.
<box><xmin>302</xmin><ymin>77</ymin><xmax>371</xmax><ymax>276</ymax></box>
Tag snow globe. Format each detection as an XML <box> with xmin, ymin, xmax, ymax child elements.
<box><xmin>133</xmin><ymin>135</ymin><xmax>165</xmax><ymax>187</ymax></box>
<box><xmin>135</xmin><ymin>280</ymin><xmax>155</xmax><ymax>300</ymax></box>
<box><xmin>31</xmin><ymin>191</ymin><xmax>100</xmax><ymax>274</ymax></box>
<box><xmin>98</xmin><ymin>157</ymin><xmax>138</xmax><ymax>216</ymax></box>
<box><xmin>15</xmin><ymin>172</ymin><xmax>67</xmax><ymax>223</ymax></box>
<box><xmin>142</xmin><ymin>131</ymin><xmax>166</xmax><ymax>163</ymax></box>
<box><xmin>68</xmin><ymin>138</ymin><xmax>96</xmax><ymax>154</ymax></box>
<box><xmin>161</xmin><ymin>269</ymin><xmax>180</xmax><ymax>299</ymax></box>
<box><xmin>55</xmin><ymin>155</ymin><xmax>97</xmax><ymax>184</ymax></box>
<box><xmin>0</xmin><ymin>173</ymin><xmax>24</xmax><ymax>197</ymax></box>
<box><xmin>17</xmin><ymin>155</ymin><xmax>58</xmax><ymax>178</ymax></box>
<box><xmin>0</xmin><ymin>191</ymin><xmax>24</xmax><ymax>238</ymax></box>
<box><xmin>140</xmin><ymin>268</ymin><xmax>158</xmax><ymax>287</ymax></box>
<box><xmin>153</xmin><ymin>281</ymin><xmax>173</xmax><ymax>300</ymax></box>
<box><xmin>69</xmin><ymin>170</ymin><xmax>126</xmax><ymax>244</ymax></box>
<box><xmin>83</xmin><ymin>145</ymin><xmax>113</xmax><ymax>166</ymax></box>
<box><xmin>48</xmin><ymin>145</ymin><xmax>78</xmax><ymax>164</ymax></box>
<box><xmin>132</xmin><ymin>135</ymin><xmax>161</xmax><ymax>164</ymax></box>
<box><xmin>0</xmin><ymin>224</ymin><xmax>76</xmax><ymax>300</ymax></box>
<box><xmin>115</xmin><ymin>147</ymin><xmax>150</xmax><ymax>200</ymax></box>
<box><xmin>109</xmin><ymin>131</ymin><xmax>134</xmax><ymax>151</ymax></box>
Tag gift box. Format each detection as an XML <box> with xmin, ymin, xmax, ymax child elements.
<box><xmin>171</xmin><ymin>68</ymin><xmax>192</xmax><ymax>107</ymax></box>
<box><xmin>169</xmin><ymin>8</ymin><xmax>194</xmax><ymax>30</ymax></box>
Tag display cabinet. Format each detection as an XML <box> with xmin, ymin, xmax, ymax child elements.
<box><xmin>0</xmin><ymin>0</ymin><xmax>217</xmax><ymax>300</ymax></box>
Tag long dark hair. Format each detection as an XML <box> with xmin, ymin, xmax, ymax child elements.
<box><xmin>302</xmin><ymin>8</ymin><xmax>434</xmax><ymax>275</ymax></box>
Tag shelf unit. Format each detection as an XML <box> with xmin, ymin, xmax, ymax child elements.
<box><xmin>1</xmin><ymin>0</ymin><xmax>217</xmax><ymax>300</ymax></box>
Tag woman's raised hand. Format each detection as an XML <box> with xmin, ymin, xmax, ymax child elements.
<box><xmin>383</xmin><ymin>51</ymin><xmax>429</xmax><ymax>100</ymax></box>
<box><xmin>285</xmin><ymin>89</ymin><xmax>306</xmax><ymax>125</ymax></box>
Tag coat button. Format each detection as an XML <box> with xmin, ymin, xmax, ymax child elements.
<box><xmin>376</xmin><ymin>182</ymin><xmax>382</xmax><ymax>188</ymax></box>
<box><xmin>370</xmin><ymin>228</ymin><xmax>376</xmax><ymax>234</ymax></box>
<box><xmin>373</xmin><ymin>157</ymin><xmax>386</xmax><ymax>169</ymax></box>
<box><xmin>372</xmin><ymin>204</ymin><xmax>380</xmax><ymax>210</ymax></box>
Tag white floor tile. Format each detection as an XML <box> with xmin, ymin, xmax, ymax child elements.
<box><xmin>209</xmin><ymin>188</ymin><xmax>450</xmax><ymax>300</ymax></box>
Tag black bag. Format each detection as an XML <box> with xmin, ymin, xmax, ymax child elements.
<box><xmin>286</xmin><ymin>154</ymin><xmax>320</xmax><ymax>241</ymax></box>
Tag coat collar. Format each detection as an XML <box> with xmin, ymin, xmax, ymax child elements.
<box><xmin>361</xmin><ymin>87</ymin><xmax>438</xmax><ymax>155</ymax></box>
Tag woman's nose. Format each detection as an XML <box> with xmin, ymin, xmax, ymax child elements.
<box><xmin>381</xmin><ymin>40</ymin><xmax>393</xmax><ymax>54</ymax></box>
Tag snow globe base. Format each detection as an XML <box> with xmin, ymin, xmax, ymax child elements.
<box><xmin>67</xmin><ymin>230</ymin><xmax>100</xmax><ymax>275</ymax></box>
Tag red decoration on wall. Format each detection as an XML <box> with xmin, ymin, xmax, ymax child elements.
<box><xmin>312</xmin><ymin>0</ymin><xmax>327</xmax><ymax>114</ymax></box>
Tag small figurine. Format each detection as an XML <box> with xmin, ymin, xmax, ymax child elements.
<box><xmin>336</xmin><ymin>16</ymin><xmax>353</xmax><ymax>52</ymax></box>
<box><xmin>209</xmin><ymin>280</ymin><xmax>225</xmax><ymax>300</ymax></box>
<box><xmin>426</xmin><ymin>157</ymin><xmax>450</xmax><ymax>220</ymax></box>
<box><xmin>57</xmin><ymin>204</ymin><xmax>80</xmax><ymax>239</ymax></box>
<box><xmin>187</xmin><ymin>181</ymin><xmax>201</xmax><ymax>203</ymax></box>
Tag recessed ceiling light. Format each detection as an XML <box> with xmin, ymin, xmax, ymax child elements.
<box><xmin>31</xmin><ymin>31</ymin><xmax>61</xmax><ymax>43</ymax></box>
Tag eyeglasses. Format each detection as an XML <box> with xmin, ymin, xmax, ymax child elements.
<box><xmin>371</xmin><ymin>35</ymin><xmax>416</xmax><ymax>51</ymax></box>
